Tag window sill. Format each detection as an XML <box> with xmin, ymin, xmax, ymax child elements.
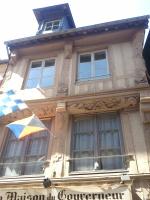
<box><xmin>24</xmin><ymin>85</ymin><xmax>55</xmax><ymax>90</ymax></box>
<box><xmin>69</xmin><ymin>169</ymin><xmax>128</xmax><ymax>176</ymax></box>
<box><xmin>76</xmin><ymin>74</ymin><xmax>111</xmax><ymax>85</ymax></box>
<box><xmin>0</xmin><ymin>174</ymin><xmax>45</xmax><ymax>184</ymax></box>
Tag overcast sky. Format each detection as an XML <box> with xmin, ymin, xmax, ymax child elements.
<box><xmin>0</xmin><ymin>0</ymin><xmax>149</xmax><ymax>59</ymax></box>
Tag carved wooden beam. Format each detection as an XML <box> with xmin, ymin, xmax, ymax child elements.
<box><xmin>67</xmin><ymin>94</ymin><xmax>140</xmax><ymax>114</ymax></box>
<box><xmin>29</xmin><ymin>102</ymin><xmax>56</xmax><ymax>118</ymax></box>
<box><xmin>0</xmin><ymin>102</ymin><xmax>56</xmax><ymax>123</ymax></box>
<box><xmin>0</xmin><ymin>93</ymin><xmax>140</xmax><ymax>123</ymax></box>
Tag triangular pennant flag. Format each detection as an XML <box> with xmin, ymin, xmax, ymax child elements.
<box><xmin>6</xmin><ymin>115</ymin><xmax>47</xmax><ymax>139</ymax></box>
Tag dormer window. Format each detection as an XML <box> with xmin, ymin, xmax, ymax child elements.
<box><xmin>44</xmin><ymin>20</ymin><xmax>61</xmax><ymax>32</ymax></box>
<box><xmin>34</xmin><ymin>4</ymin><xmax>75</xmax><ymax>35</ymax></box>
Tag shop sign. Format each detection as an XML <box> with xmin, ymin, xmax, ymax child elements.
<box><xmin>0</xmin><ymin>186</ymin><xmax>132</xmax><ymax>200</ymax></box>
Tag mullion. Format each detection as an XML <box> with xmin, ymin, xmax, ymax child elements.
<box><xmin>39</xmin><ymin>60</ymin><xmax>45</xmax><ymax>87</ymax></box>
<box><xmin>97</xmin><ymin>116</ymin><xmax>105</xmax><ymax>170</ymax></box>
<box><xmin>93</xmin><ymin>116</ymin><xmax>100</xmax><ymax>170</ymax></box>
<box><xmin>91</xmin><ymin>53</ymin><xmax>94</xmax><ymax>79</ymax></box>
<box><xmin>19</xmin><ymin>137</ymin><xmax>30</xmax><ymax>175</ymax></box>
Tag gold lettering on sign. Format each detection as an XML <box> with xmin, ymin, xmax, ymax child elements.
<box><xmin>0</xmin><ymin>188</ymin><xmax>130</xmax><ymax>200</ymax></box>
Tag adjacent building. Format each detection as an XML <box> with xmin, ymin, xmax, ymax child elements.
<box><xmin>0</xmin><ymin>3</ymin><xmax>150</xmax><ymax>200</ymax></box>
<box><xmin>0</xmin><ymin>59</ymin><xmax>8</xmax><ymax>85</ymax></box>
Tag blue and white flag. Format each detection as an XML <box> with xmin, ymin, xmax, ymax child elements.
<box><xmin>0</xmin><ymin>90</ymin><xmax>28</xmax><ymax>117</ymax></box>
<box><xmin>6</xmin><ymin>115</ymin><xmax>47</xmax><ymax>139</ymax></box>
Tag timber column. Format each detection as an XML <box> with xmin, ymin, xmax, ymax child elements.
<box><xmin>49</xmin><ymin>102</ymin><xmax>69</xmax><ymax>178</ymax></box>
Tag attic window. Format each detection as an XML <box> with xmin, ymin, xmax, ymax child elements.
<box><xmin>44</xmin><ymin>20</ymin><xmax>61</xmax><ymax>32</ymax></box>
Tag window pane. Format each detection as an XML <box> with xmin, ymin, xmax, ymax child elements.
<box><xmin>24</xmin><ymin>127</ymin><xmax>49</xmax><ymax>175</ymax></box>
<box><xmin>95</xmin><ymin>52</ymin><xmax>106</xmax><ymax>60</ymax></box>
<box><xmin>100</xmin><ymin>156</ymin><xmax>123</xmax><ymax>170</ymax></box>
<box><xmin>97</xmin><ymin>114</ymin><xmax>123</xmax><ymax>170</ymax></box>
<box><xmin>4</xmin><ymin>134</ymin><xmax>24</xmax><ymax>158</ymax></box>
<box><xmin>80</xmin><ymin>54</ymin><xmax>91</xmax><ymax>63</ymax></box>
<box><xmin>53</xmin><ymin>25</ymin><xmax>59</xmax><ymax>30</ymax></box>
<box><xmin>27</xmin><ymin>137</ymin><xmax>48</xmax><ymax>156</ymax></box>
<box><xmin>0</xmin><ymin>133</ymin><xmax>24</xmax><ymax>176</ymax></box>
<box><xmin>71</xmin><ymin>117</ymin><xmax>95</xmax><ymax>171</ymax></box>
<box><xmin>53</xmin><ymin>21</ymin><xmax>60</xmax><ymax>26</ymax></box>
<box><xmin>41</xmin><ymin>77</ymin><xmax>54</xmax><ymax>87</ymax></box>
<box><xmin>28</xmin><ymin>67</ymin><xmax>42</xmax><ymax>79</ymax></box>
<box><xmin>74</xmin><ymin>133</ymin><xmax>94</xmax><ymax>151</ymax></box>
<box><xmin>78</xmin><ymin>63</ymin><xmax>91</xmax><ymax>80</ymax></box>
<box><xmin>1</xmin><ymin>158</ymin><xmax>21</xmax><ymax>176</ymax></box>
<box><xmin>73</xmin><ymin>152</ymin><xmax>94</xmax><ymax>171</ymax></box>
<box><xmin>45</xmin><ymin>59</ymin><xmax>55</xmax><ymax>67</ymax></box>
<box><xmin>52</xmin><ymin>21</ymin><xmax>60</xmax><ymax>30</ymax></box>
<box><xmin>78</xmin><ymin>55</ymin><xmax>91</xmax><ymax>80</ymax></box>
<box><xmin>31</xmin><ymin>61</ymin><xmax>42</xmax><ymax>68</ymax></box>
<box><xmin>43</xmin><ymin>66</ymin><xmax>55</xmax><ymax>76</ymax></box>
<box><xmin>45</xmin><ymin>22</ymin><xmax>52</xmax><ymax>31</ymax></box>
<box><xmin>24</xmin><ymin>157</ymin><xmax>43</xmax><ymax>175</ymax></box>
<box><xmin>25</xmin><ymin>79</ymin><xmax>39</xmax><ymax>88</ymax></box>
<box><xmin>5</xmin><ymin>140</ymin><xmax>23</xmax><ymax>157</ymax></box>
<box><xmin>94</xmin><ymin>52</ymin><xmax>108</xmax><ymax>77</ymax></box>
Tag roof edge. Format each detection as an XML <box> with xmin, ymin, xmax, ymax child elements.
<box><xmin>5</xmin><ymin>15</ymin><xmax>149</xmax><ymax>49</ymax></box>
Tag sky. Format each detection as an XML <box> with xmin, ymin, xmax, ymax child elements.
<box><xmin>0</xmin><ymin>0</ymin><xmax>149</xmax><ymax>59</ymax></box>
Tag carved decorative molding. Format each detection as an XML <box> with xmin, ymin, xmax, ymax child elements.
<box><xmin>29</xmin><ymin>102</ymin><xmax>56</xmax><ymax>118</ymax></box>
<box><xmin>67</xmin><ymin>94</ymin><xmax>140</xmax><ymax>114</ymax></box>
<box><xmin>0</xmin><ymin>102</ymin><xmax>56</xmax><ymax>123</ymax></box>
<box><xmin>0</xmin><ymin>94</ymin><xmax>140</xmax><ymax>123</ymax></box>
<box><xmin>0</xmin><ymin>108</ymin><xmax>32</xmax><ymax>123</ymax></box>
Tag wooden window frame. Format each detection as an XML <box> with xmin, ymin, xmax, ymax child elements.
<box><xmin>70</xmin><ymin>113</ymin><xmax>125</xmax><ymax>173</ymax></box>
<box><xmin>25</xmin><ymin>58</ymin><xmax>56</xmax><ymax>89</ymax></box>
<box><xmin>77</xmin><ymin>50</ymin><xmax>110</xmax><ymax>82</ymax></box>
<box><xmin>0</xmin><ymin>119</ymin><xmax>51</xmax><ymax>177</ymax></box>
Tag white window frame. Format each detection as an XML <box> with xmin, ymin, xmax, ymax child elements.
<box><xmin>77</xmin><ymin>50</ymin><xmax>110</xmax><ymax>81</ymax></box>
<box><xmin>43</xmin><ymin>19</ymin><xmax>61</xmax><ymax>32</ymax></box>
<box><xmin>25</xmin><ymin>58</ymin><xmax>56</xmax><ymax>89</ymax></box>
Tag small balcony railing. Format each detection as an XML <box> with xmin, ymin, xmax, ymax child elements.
<box><xmin>68</xmin><ymin>154</ymin><xmax>133</xmax><ymax>173</ymax></box>
<box><xmin>0</xmin><ymin>160</ymin><xmax>45</xmax><ymax>177</ymax></box>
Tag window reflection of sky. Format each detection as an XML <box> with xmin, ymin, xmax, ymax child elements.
<box><xmin>78</xmin><ymin>52</ymin><xmax>108</xmax><ymax>80</ymax></box>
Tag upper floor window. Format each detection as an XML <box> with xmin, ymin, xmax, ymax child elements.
<box><xmin>77</xmin><ymin>50</ymin><xmax>109</xmax><ymax>81</ymax></box>
<box><xmin>70</xmin><ymin>113</ymin><xmax>124</xmax><ymax>172</ymax></box>
<box><xmin>0</xmin><ymin>120</ymin><xmax>51</xmax><ymax>176</ymax></box>
<box><xmin>25</xmin><ymin>59</ymin><xmax>55</xmax><ymax>89</ymax></box>
<box><xmin>44</xmin><ymin>20</ymin><xmax>61</xmax><ymax>32</ymax></box>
